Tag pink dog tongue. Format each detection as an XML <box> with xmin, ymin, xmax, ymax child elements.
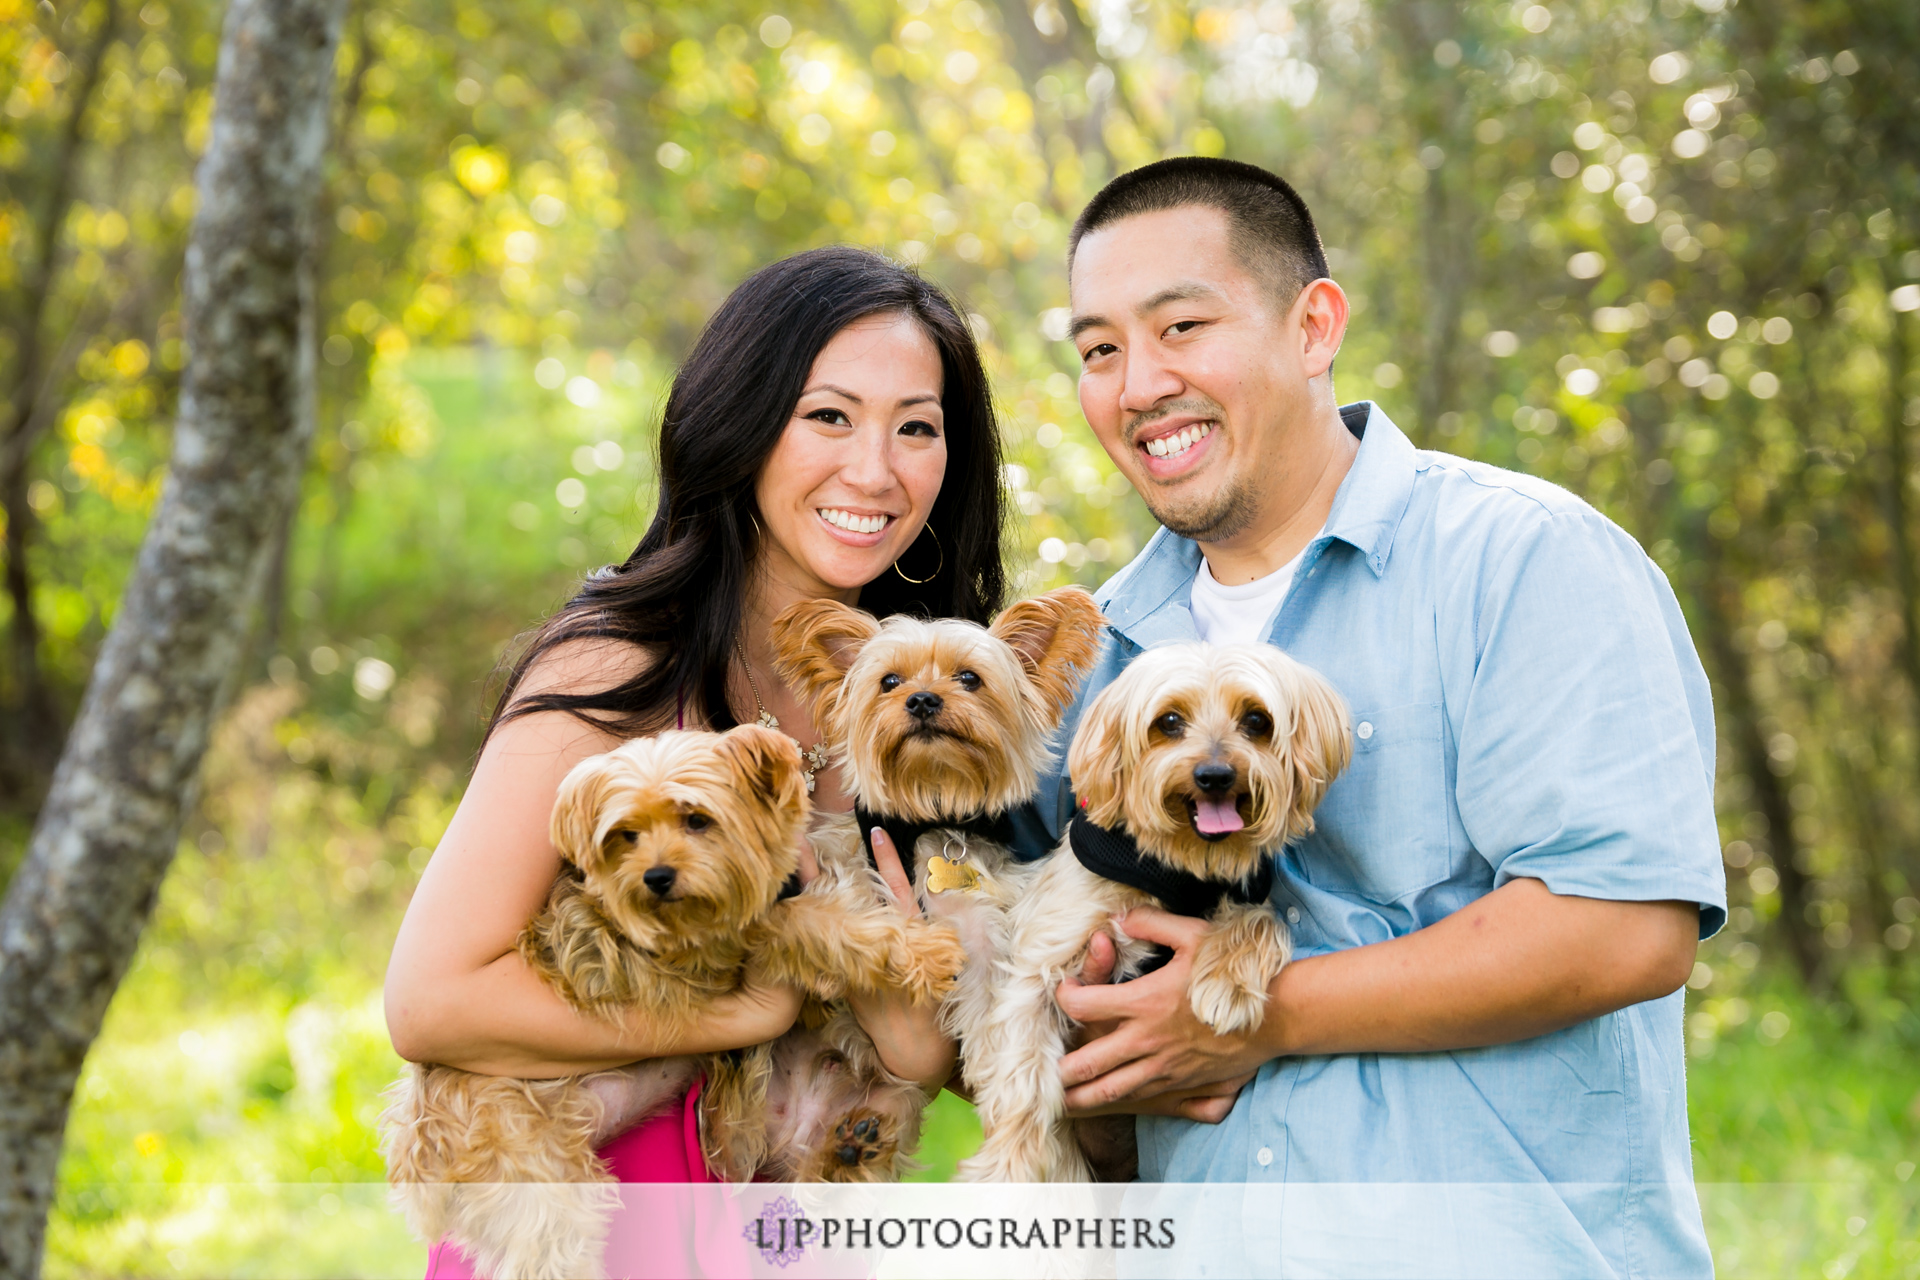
<box><xmin>1194</xmin><ymin>797</ymin><xmax>1245</xmax><ymax>835</ymax></box>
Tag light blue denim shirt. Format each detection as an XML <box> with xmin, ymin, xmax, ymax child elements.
<box><xmin>1020</xmin><ymin>403</ymin><xmax>1727</xmax><ymax>1278</ymax></box>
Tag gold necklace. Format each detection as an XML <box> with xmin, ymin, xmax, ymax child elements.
<box><xmin>734</xmin><ymin>637</ymin><xmax>831</xmax><ymax>793</ymax></box>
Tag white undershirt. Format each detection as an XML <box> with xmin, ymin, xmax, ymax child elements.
<box><xmin>1188</xmin><ymin>541</ymin><xmax>1313</xmax><ymax>646</ymax></box>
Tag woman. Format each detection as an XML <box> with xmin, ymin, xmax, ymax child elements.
<box><xmin>384</xmin><ymin>246</ymin><xmax>1007</xmax><ymax>1273</ymax></box>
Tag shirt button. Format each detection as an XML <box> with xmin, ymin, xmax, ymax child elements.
<box><xmin>1356</xmin><ymin>721</ymin><xmax>1374</xmax><ymax>740</ymax></box>
<box><xmin>1287</xmin><ymin>907</ymin><xmax>1301</xmax><ymax>924</ymax></box>
<box><xmin>1257</xmin><ymin>1146</ymin><xmax>1274</xmax><ymax>1167</ymax></box>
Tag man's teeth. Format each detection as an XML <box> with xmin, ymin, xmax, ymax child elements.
<box><xmin>1145</xmin><ymin>422</ymin><xmax>1212</xmax><ymax>459</ymax></box>
<box><xmin>819</xmin><ymin>508</ymin><xmax>891</xmax><ymax>534</ymax></box>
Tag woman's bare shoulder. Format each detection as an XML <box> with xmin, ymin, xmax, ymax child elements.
<box><xmin>508</xmin><ymin>636</ymin><xmax>659</xmax><ymax>708</ymax></box>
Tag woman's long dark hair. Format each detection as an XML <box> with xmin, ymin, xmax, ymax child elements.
<box><xmin>490</xmin><ymin>246</ymin><xmax>1007</xmax><ymax>738</ymax></box>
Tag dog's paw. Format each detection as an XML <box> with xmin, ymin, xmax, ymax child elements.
<box><xmin>1188</xmin><ymin>973</ymin><xmax>1269</xmax><ymax>1037</ymax></box>
<box><xmin>823</xmin><ymin>1110</ymin><xmax>896</xmax><ymax>1179</ymax></box>
<box><xmin>893</xmin><ymin>921</ymin><xmax>967</xmax><ymax>1004</ymax></box>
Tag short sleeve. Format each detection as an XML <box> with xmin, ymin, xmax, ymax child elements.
<box><xmin>1453</xmin><ymin>510</ymin><xmax>1727</xmax><ymax>938</ymax></box>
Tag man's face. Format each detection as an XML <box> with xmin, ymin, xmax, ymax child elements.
<box><xmin>1069</xmin><ymin>206</ymin><xmax>1319</xmax><ymax>542</ymax></box>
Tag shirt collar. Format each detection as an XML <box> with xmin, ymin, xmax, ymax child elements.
<box><xmin>1097</xmin><ymin>401</ymin><xmax>1419</xmax><ymax>651</ymax></box>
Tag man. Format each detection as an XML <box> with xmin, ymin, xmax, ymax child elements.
<box><xmin>1015</xmin><ymin>157</ymin><xmax>1726</xmax><ymax>1276</ymax></box>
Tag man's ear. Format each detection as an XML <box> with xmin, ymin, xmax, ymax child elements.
<box><xmin>769</xmin><ymin>600</ymin><xmax>881</xmax><ymax>718</ymax></box>
<box><xmin>1065</xmin><ymin>674</ymin><xmax>1134</xmax><ymax>830</ymax></box>
<box><xmin>988</xmin><ymin>586</ymin><xmax>1107</xmax><ymax>723</ymax></box>
<box><xmin>1279</xmin><ymin>661</ymin><xmax>1351</xmax><ymax>841</ymax></box>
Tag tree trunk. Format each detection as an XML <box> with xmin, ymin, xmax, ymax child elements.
<box><xmin>0</xmin><ymin>0</ymin><xmax>345</xmax><ymax>1268</ymax></box>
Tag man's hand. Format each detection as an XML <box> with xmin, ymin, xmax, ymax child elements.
<box><xmin>1055</xmin><ymin>909</ymin><xmax>1261</xmax><ymax>1123</ymax></box>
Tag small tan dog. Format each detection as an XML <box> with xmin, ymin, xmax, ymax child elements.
<box><xmin>958</xmin><ymin>642</ymin><xmax>1352</xmax><ymax>1182</ymax></box>
<box><xmin>765</xmin><ymin>586</ymin><xmax>1106</xmax><ymax>1171</ymax></box>
<box><xmin>381</xmin><ymin>725</ymin><xmax>963</xmax><ymax>1279</ymax></box>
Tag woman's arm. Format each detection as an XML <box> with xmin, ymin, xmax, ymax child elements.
<box><xmin>383</xmin><ymin>648</ymin><xmax>802</xmax><ymax>1077</ymax></box>
<box><xmin>841</xmin><ymin>828</ymin><xmax>960</xmax><ymax>1092</ymax></box>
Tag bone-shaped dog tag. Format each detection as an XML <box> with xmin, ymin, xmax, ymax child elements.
<box><xmin>925</xmin><ymin>855</ymin><xmax>981</xmax><ymax>894</ymax></box>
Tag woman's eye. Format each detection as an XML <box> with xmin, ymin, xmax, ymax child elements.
<box><xmin>955</xmin><ymin>670</ymin><xmax>981</xmax><ymax>691</ymax></box>
<box><xmin>880</xmin><ymin>673</ymin><xmax>902</xmax><ymax>692</ymax></box>
<box><xmin>899</xmin><ymin>418</ymin><xmax>940</xmax><ymax>438</ymax></box>
<box><xmin>1240</xmin><ymin>710</ymin><xmax>1273</xmax><ymax>739</ymax></box>
<box><xmin>1154</xmin><ymin>712</ymin><xmax>1185</xmax><ymax>738</ymax></box>
<box><xmin>806</xmin><ymin>408</ymin><xmax>852</xmax><ymax>427</ymax></box>
<box><xmin>683</xmin><ymin>813</ymin><xmax>710</xmax><ymax>831</ymax></box>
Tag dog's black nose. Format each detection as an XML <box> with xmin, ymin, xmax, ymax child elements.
<box><xmin>642</xmin><ymin>866</ymin><xmax>677</xmax><ymax>897</ymax></box>
<box><xmin>905</xmin><ymin>690</ymin><xmax>944</xmax><ymax>720</ymax></box>
<box><xmin>1192</xmin><ymin>762</ymin><xmax>1236</xmax><ymax>794</ymax></box>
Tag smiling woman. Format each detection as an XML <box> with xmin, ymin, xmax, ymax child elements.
<box><xmin>380</xmin><ymin>247</ymin><xmax>1008</xmax><ymax>1272</ymax></box>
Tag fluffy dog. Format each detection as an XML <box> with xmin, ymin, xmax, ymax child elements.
<box><xmin>958</xmin><ymin>643</ymin><xmax>1352</xmax><ymax>1182</ymax></box>
<box><xmin>765</xmin><ymin>586</ymin><xmax>1107</xmax><ymax>1173</ymax></box>
<box><xmin>381</xmin><ymin>725</ymin><xmax>963</xmax><ymax>1279</ymax></box>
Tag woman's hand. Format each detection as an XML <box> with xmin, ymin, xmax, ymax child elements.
<box><xmin>845</xmin><ymin>828</ymin><xmax>960</xmax><ymax>1092</ymax></box>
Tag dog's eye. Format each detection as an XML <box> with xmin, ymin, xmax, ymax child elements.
<box><xmin>954</xmin><ymin>670</ymin><xmax>981</xmax><ymax>691</ymax></box>
<box><xmin>880</xmin><ymin>673</ymin><xmax>902</xmax><ymax>692</ymax></box>
<box><xmin>613</xmin><ymin>829</ymin><xmax>638</xmax><ymax>843</ymax></box>
<box><xmin>1239</xmin><ymin>710</ymin><xmax>1273</xmax><ymax>739</ymax></box>
<box><xmin>1154</xmin><ymin>712</ymin><xmax>1186</xmax><ymax>738</ymax></box>
<box><xmin>683</xmin><ymin>813</ymin><xmax>711</xmax><ymax>831</ymax></box>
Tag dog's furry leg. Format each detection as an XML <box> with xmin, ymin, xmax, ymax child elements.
<box><xmin>755</xmin><ymin>884</ymin><xmax>966</xmax><ymax>1005</ymax></box>
<box><xmin>698</xmin><ymin>1044</ymin><xmax>775</xmax><ymax>1181</ymax></box>
<box><xmin>380</xmin><ymin>1063</ymin><xmax>619</xmax><ymax>1279</ymax></box>
<box><xmin>1187</xmin><ymin>902</ymin><xmax>1291</xmax><ymax>1036</ymax></box>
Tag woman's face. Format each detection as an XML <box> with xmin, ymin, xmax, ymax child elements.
<box><xmin>754</xmin><ymin>312</ymin><xmax>949</xmax><ymax>602</ymax></box>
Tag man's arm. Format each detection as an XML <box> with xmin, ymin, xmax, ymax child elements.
<box><xmin>1054</xmin><ymin>878</ymin><xmax>1697</xmax><ymax>1120</ymax></box>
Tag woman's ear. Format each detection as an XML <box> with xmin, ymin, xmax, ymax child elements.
<box><xmin>1065</xmin><ymin>676</ymin><xmax>1134</xmax><ymax>829</ymax></box>
<box><xmin>769</xmin><ymin>599</ymin><xmax>881</xmax><ymax>719</ymax></box>
<box><xmin>1280</xmin><ymin>663</ymin><xmax>1352</xmax><ymax>841</ymax></box>
<box><xmin>988</xmin><ymin>586</ymin><xmax>1107</xmax><ymax>722</ymax></box>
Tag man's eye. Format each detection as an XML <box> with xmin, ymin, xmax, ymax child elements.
<box><xmin>880</xmin><ymin>673</ymin><xmax>902</xmax><ymax>691</ymax></box>
<box><xmin>1154</xmin><ymin>712</ymin><xmax>1185</xmax><ymax>738</ymax></box>
<box><xmin>1165</xmin><ymin>319</ymin><xmax>1203</xmax><ymax>337</ymax></box>
<box><xmin>955</xmin><ymin>670</ymin><xmax>981</xmax><ymax>691</ymax></box>
<box><xmin>1080</xmin><ymin>343</ymin><xmax>1116</xmax><ymax>364</ymax></box>
<box><xmin>683</xmin><ymin>813</ymin><xmax>711</xmax><ymax>831</ymax></box>
<box><xmin>1239</xmin><ymin>710</ymin><xmax>1273</xmax><ymax>739</ymax></box>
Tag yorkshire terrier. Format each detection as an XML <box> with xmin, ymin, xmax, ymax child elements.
<box><xmin>958</xmin><ymin>642</ymin><xmax>1352</xmax><ymax>1182</ymax></box>
<box><xmin>764</xmin><ymin>585</ymin><xmax>1107</xmax><ymax>1175</ymax></box>
<box><xmin>380</xmin><ymin>725</ymin><xmax>963</xmax><ymax>1279</ymax></box>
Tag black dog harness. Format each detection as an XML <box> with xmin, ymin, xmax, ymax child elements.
<box><xmin>1068</xmin><ymin>813</ymin><xmax>1277</xmax><ymax>976</ymax></box>
<box><xmin>854</xmin><ymin>805</ymin><xmax>1018</xmax><ymax>883</ymax></box>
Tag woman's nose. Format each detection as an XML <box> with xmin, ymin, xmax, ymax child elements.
<box><xmin>840</xmin><ymin>424</ymin><xmax>897</xmax><ymax>495</ymax></box>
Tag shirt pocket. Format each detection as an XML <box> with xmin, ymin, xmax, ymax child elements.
<box><xmin>1295</xmin><ymin>700</ymin><xmax>1453</xmax><ymax>903</ymax></box>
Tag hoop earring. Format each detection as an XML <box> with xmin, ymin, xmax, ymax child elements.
<box><xmin>893</xmin><ymin>523</ymin><xmax>943</xmax><ymax>584</ymax></box>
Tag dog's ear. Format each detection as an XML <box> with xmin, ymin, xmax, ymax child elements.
<box><xmin>1280</xmin><ymin>663</ymin><xmax>1352</xmax><ymax>841</ymax></box>
<box><xmin>550</xmin><ymin>748</ymin><xmax>627</xmax><ymax>868</ymax></box>
<box><xmin>989</xmin><ymin>586</ymin><xmax>1107</xmax><ymax>722</ymax></box>
<box><xmin>717</xmin><ymin>723</ymin><xmax>809</xmax><ymax>817</ymax></box>
<box><xmin>769</xmin><ymin>599</ymin><xmax>881</xmax><ymax>719</ymax></box>
<box><xmin>1065</xmin><ymin>674</ymin><xmax>1134</xmax><ymax>829</ymax></box>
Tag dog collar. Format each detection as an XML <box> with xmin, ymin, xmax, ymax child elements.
<box><xmin>854</xmin><ymin>804</ymin><xmax>1018</xmax><ymax>884</ymax></box>
<box><xmin>1067</xmin><ymin>813</ymin><xmax>1276</xmax><ymax>921</ymax></box>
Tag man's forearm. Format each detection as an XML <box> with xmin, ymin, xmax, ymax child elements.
<box><xmin>1258</xmin><ymin>878</ymin><xmax>1699</xmax><ymax>1059</ymax></box>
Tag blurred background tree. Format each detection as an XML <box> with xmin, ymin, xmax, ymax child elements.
<box><xmin>2</xmin><ymin>0</ymin><xmax>1917</xmax><ymax>1274</ymax></box>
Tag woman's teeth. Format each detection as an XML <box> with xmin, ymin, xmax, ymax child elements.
<box><xmin>819</xmin><ymin>508</ymin><xmax>891</xmax><ymax>534</ymax></box>
<box><xmin>1145</xmin><ymin>422</ymin><xmax>1211</xmax><ymax>459</ymax></box>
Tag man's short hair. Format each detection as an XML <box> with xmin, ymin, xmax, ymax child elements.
<box><xmin>1068</xmin><ymin>157</ymin><xmax>1330</xmax><ymax>304</ymax></box>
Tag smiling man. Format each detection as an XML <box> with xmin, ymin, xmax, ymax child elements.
<box><xmin>1017</xmin><ymin>158</ymin><xmax>1727</xmax><ymax>1276</ymax></box>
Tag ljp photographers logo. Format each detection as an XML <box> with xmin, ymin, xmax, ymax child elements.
<box><xmin>745</xmin><ymin>1196</ymin><xmax>810</xmax><ymax>1267</ymax></box>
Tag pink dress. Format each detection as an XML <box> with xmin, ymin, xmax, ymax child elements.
<box><xmin>423</xmin><ymin>1081</ymin><xmax>714</xmax><ymax>1279</ymax></box>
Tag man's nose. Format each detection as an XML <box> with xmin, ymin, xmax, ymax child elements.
<box><xmin>1119</xmin><ymin>350</ymin><xmax>1186</xmax><ymax>417</ymax></box>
